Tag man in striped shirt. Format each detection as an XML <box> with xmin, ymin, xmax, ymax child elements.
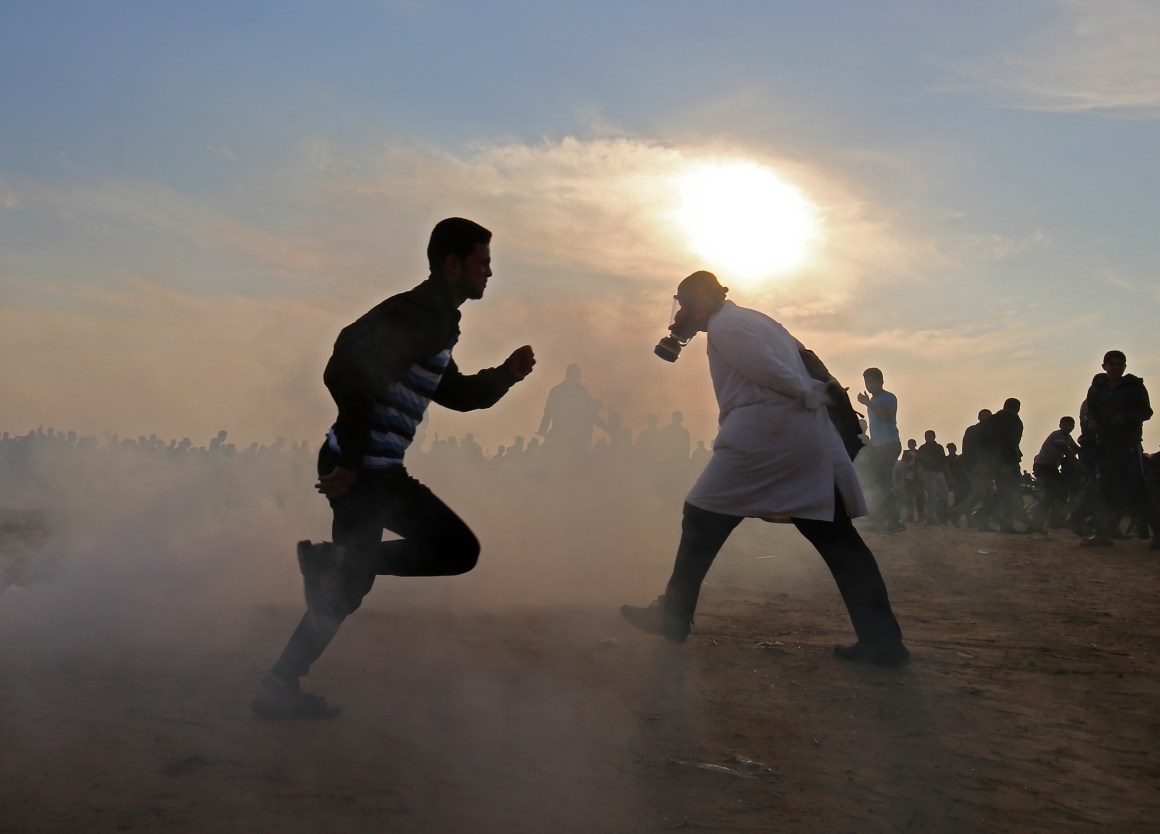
<box><xmin>254</xmin><ymin>218</ymin><xmax>536</xmax><ymax>719</ymax></box>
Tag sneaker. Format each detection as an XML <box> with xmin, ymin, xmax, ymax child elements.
<box><xmin>251</xmin><ymin>674</ymin><xmax>340</xmax><ymax>720</ymax></box>
<box><xmin>833</xmin><ymin>641</ymin><xmax>910</xmax><ymax>668</ymax></box>
<box><xmin>297</xmin><ymin>540</ymin><xmax>346</xmax><ymax>613</ymax></box>
<box><xmin>1079</xmin><ymin>535</ymin><xmax>1114</xmax><ymax>548</ymax></box>
<box><xmin>619</xmin><ymin>595</ymin><xmax>690</xmax><ymax>643</ymax></box>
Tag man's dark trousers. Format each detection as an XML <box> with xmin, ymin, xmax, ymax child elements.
<box><xmin>1093</xmin><ymin>443</ymin><xmax>1160</xmax><ymax>536</ymax></box>
<box><xmin>866</xmin><ymin>441</ymin><xmax>902</xmax><ymax>525</ymax></box>
<box><xmin>271</xmin><ymin>444</ymin><xmax>480</xmax><ymax>682</ymax></box>
<box><xmin>663</xmin><ymin>489</ymin><xmax>903</xmax><ymax>646</ymax></box>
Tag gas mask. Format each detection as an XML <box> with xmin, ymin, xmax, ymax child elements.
<box><xmin>654</xmin><ymin>296</ymin><xmax>699</xmax><ymax>362</ymax></box>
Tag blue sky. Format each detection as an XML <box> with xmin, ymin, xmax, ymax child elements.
<box><xmin>2</xmin><ymin>0</ymin><xmax>1158</xmax><ymax>451</ymax></box>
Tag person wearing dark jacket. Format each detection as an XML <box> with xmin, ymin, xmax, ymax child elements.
<box><xmin>1078</xmin><ymin>350</ymin><xmax>1160</xmax><ymax>549</ymax></box>
<box><xmin>979</xmin><ymin>398</ymin><xmax>1030</xmax><ymax>533</ymax></box>
<box><xmin>253</xmin><ymin>217</ymin><xmax>536</xmax><ymax>718</ymax></box>
<box><xmin>950</xmin><ymin>409</ymin><xmax>993</xmax><ymax>526</ymax></box>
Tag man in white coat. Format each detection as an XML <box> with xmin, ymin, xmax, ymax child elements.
<box><xmin>621</xmin><ymin>271</ymin><xmax>908</xmax><ymax>667</ymax></box>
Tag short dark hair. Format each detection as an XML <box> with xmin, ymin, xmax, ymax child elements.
<box><xmin>427</xmin><ymin>218</ymin><xmax>491</xmax><ymax>273</ymax></box>
<box><xmin>863</xmin><ymin>367</ymin><xmax>884</xmax><ymax>384</ymax></box>
<box><xmin>1103</xmin><ymin>349</ymin><xmax>1126</xmax><ymax>364</ymax></box>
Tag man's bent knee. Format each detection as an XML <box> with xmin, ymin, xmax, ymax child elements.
<box><xmin>442</xmin><ymin>529</ymin><xmax>480</xmax><ymax>575</ymax></box>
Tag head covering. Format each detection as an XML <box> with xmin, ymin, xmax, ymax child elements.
<box><xmin>677</xmin><ymin>270</ymin><xmax>726</xmax><ymax>297</ymax></box>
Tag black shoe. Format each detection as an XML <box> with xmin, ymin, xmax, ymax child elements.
<box><xmin>833</xmin><ymin>641</ymin><xmax>910</xmax><ymax>668</ymax></box>
<box><xmin>251</xmin><ymin>674</ymin><xmax>341</xmax><ymax>720</ymax></box>
<box><xmin>620</xmin><ymin>596</ymin><xmax>690</xmax><ymax>643</ymax></box>
<box><xmin>297</xmin><ymin>540</ymin><xmax>346</xmax><ymax>613</ymax></box>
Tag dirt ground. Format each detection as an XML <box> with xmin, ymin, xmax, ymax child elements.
<box><xmin>3</xmin><ymin>515</ymin><xmax>1160</xmax><ymax>834</ymax></box>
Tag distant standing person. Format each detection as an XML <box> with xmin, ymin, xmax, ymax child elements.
<box><xmin>979</xmin><ymin>398</ymin><xmax>1032</xmax><ymax>533</ymax></box>
<box><xmin>950</xmin><ymin>410</ymin><xmax>993</xmax><ymax>528</ymax></box>
<box><xmin>537</xmin><ymin>364</ymin><xmax>604</xmax><ymax>458</ymax></box>
<box><xmin>857</xmin><ymin>368</ymin><xmax>904</xmax><ymax>533</ymax></box>
<box><xmin>945</xmin><ymin>442</ymin><xmax>969</xmax><ymax>510</ymax></box>
<box><xmin>1078</xmin><ymin>350</ymin><xmax>1160</xmax><ymax>549</ymax></box>
<box><xmin>915</xmin><ymin>430</ymin><xmax>949</xmax><ymax>524</ymax></box>
<box><xmin>620</xmin><ymin>272</ymin><xmax>908</xmax><ymax>666</ymax></box>
<box><xmin>252</xmin><ymin>217</ymin><xmax>536</xmax><ymax>718</ymax></box>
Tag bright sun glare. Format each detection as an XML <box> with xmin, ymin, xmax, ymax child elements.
<box><xmin>674</xmin><ymin>160</ymin><xmax>821</xmax><ymax>288</ymax></box>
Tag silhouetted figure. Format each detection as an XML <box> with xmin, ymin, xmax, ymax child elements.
<box><xmin>857</xmin><ymin>367</ymin><xmax>903</xmax><ymax>533</ymax></box>
<box><xmin>254</xmin><ymin>218</ymin><xmax>536</xmax><ymax>719</ymax></box>
<box><xmin>634</xmin><ymin>412</ymin><xmax>664</xmax><ymax>466</ymax></box>
<box><xmin>620</xmin><ymin>272</ymin><xmax>907</xmax><ymax>667</ymax></box>
<box><xmin>1032</xmin><ymin>417</ymin><xmax>1080</xmax><ymax>528</ymax></box>
<box><xmin>1078</xmin><ymin>350</ymin><xmax>1160</xmax><ymax>549</ymax></box>
<box><xmin>660</xmin><ymin>410</ymin><xmax>691</xmax><ymax>462</ymax></box>
<box><xmin>946</xmin><ymin>442</ymin><xmax>969</xmax><ymax>508</ymax></box>
<box><xmin>690</xmin><ymin>440</ymin><xmax>712</xmax><ymax>472</ymax></box>
<box><xmin>537</xmin><ymin>364</ymin><xmax>604</xmax><ymax>458</ymax></box>
<box><xmin>901</xmin><ymin>438</ymin><xmax>924</xmax><ymax>522</ymax></box>
<box><xmin>460</xmin><ymin>432</ymin><xmax>484</xmax><ymax>464</ymax></box>
<box><xmin>950</xmin><ymin>409</ymin><xmax>994</xmax><ymax>527</ymax></box>
<box><xmin>916</xmin><ymin>430</ymin><xmax>949</xmax><ymax>524</ymax></box>
<box><xmin>601</xmin><ymin>412</ymin><xmax>633</xmax><ymax>454</ymax></box>
<box><xmin>979</xmin><ymin>398</ymin><xmax>1031</xmax><ymax>533</ymax></box>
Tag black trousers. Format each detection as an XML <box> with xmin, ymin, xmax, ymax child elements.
<box><xmin>271</xmin><ymin>444</ymin><xmax>480</xmax><ymax>682</ymax></box>
<box><xmin>1093</xmin><ymin>443</ymin><xmax>1160</xmax><ymax>536</ymax></box>
<box><xmin>865</xmin><ymin>441</ymin><xmax>902</xmax><ymax>524</ymax></box>
<box><xmin>663</xmin><ymin>489</ymin><xmax>903</xmax><ymax>646</ymax></box>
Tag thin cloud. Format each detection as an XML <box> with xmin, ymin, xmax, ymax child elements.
<box><xmin>206</xmin><ymin>144</ymin><xmax>237</xmax><ymax>162</ymax></box>
<box><xmin>0</xmin><ymin>177</ymin><xmax>20</xmax><ymax>210</ymax></box>
<box><xmin>952</xmin><ymin>0</ymin><xmax>1160</xmax><ymax>117</ymax></box>
<box><xmin>943</xmin><ymin>228</ymin><xmax>1050</xmax><ymax>263</ymax></box>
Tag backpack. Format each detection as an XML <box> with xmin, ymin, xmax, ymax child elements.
<box><xmin>798</xmin><ymin>348</ymin><xmax>865</xmax><ymax>461</ymax></box>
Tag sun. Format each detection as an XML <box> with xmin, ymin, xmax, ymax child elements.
<box><xmin>673</xmin><ymin>160</ymin><xmax>822</xmax><ymax>288</ymax></box>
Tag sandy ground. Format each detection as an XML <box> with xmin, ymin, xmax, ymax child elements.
<box><xmin>3</xmin><ymin>516</ymin><xmax>1160</xmax><ymax>833</ymax></box>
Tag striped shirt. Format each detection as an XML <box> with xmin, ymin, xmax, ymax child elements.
<box><xmin>328</xmin><ymin>334</ymin><xmax>458</xmax><ymax>469</ymax></box>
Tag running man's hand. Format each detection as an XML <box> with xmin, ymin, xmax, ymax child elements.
<box><xmin>504</xmin><ymin>345</ymin><xmax>536</xmax><ymax>380</ymax></box>
<box><xmin>316</xmin><ymin>465</ymin><xmax>358</xmax><ymax>498</ymax></box>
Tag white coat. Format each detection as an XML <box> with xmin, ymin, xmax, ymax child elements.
<box><xmin>685</xmin><ymin>301</ymin><xmax>868</xmax><ymax>522</ymax></box>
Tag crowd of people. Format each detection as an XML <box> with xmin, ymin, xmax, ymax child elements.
<box><xmin>4</xmin><ymin>358</ymin><xmax>1156</xmax><ymax>553</ymax></box>
<box><xmin>854</xmin><ymin>352</ymin><xmax>1160</xmax><ymax>549</ymax></box>
<box><xmin>4</xmin><ymin>354</ymin><xmax>1156</xmax><ymax>551</ymax></box>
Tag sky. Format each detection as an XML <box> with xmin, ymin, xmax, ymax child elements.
<box><xmin>2</xmin><ymin>0</ymin><xmax>1158</xmax><ymax>454</ymax></box>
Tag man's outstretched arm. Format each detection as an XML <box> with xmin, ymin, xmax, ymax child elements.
<box><xmin>432</xmin><ymin>346</ymin><xmax>535</xmax><ymax>411</ymax></box>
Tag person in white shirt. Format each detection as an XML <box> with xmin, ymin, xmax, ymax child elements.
<box><xmin>620</xmin><ymin>271</ymin><xmax>908</xmax><ymax>667</ymax></box>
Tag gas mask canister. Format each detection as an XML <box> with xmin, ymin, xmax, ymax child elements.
<box><xmin>654</xmin><ymin>295</ymin><xmax>698</xmax><ymax>362</ymax></box>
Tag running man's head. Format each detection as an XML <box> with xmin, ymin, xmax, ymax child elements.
<box><xmin>428</xmin><ymin>218</ymin><xmax>493</xmax><ymax>302</ymax></box>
